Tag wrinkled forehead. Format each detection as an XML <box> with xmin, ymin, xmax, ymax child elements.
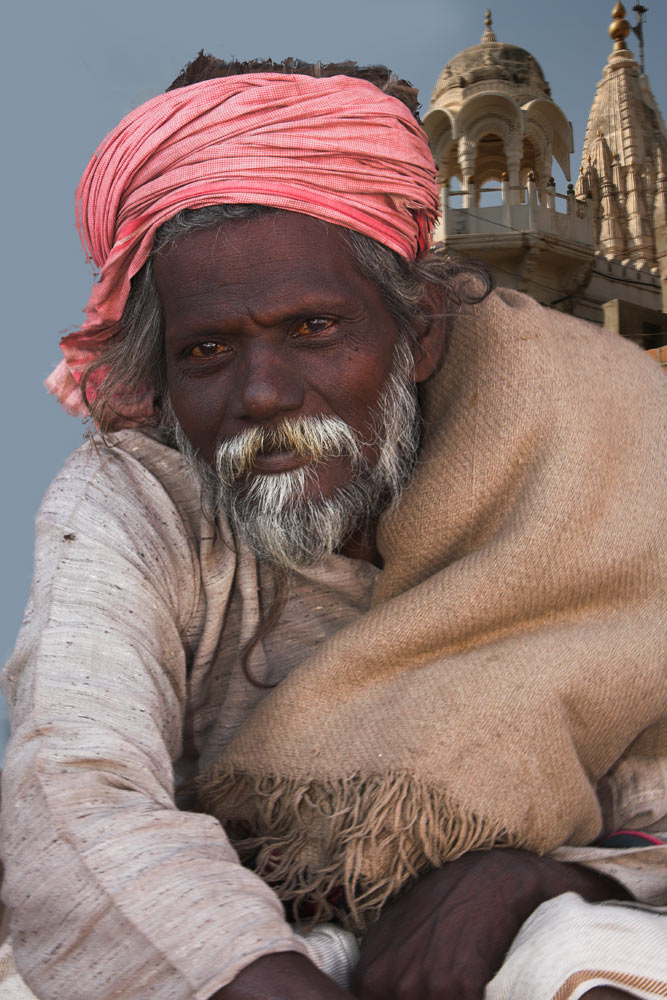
<box><xmin>153</xmin><ymin>211</ymin><xmax>397</xmax><ymax>339</ymax></box>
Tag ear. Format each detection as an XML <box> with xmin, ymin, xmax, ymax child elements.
<box><xmin>410</xmin><ymin>285</ymin><xmax>448</xmax><ymax>384</ymax></box>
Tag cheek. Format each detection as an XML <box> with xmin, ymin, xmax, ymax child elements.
<box><xmin>166</xmin><ymin>368</ymin><xmax>228</xmax><ymax>464</ymax></box>
<box><xmin>325</xmin><ymin>348</ymin><xmax>395</xmax><ymax>433</ymax></box>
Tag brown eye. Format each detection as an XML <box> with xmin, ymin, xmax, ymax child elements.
<box><xmin>190</xmin><ymin>342</ymin><xmax>229</xmax><ymax>358</ymax></box>
<box><xmin>294</xmin><ymin>318</ymin><xmax>335</xmax><ymax>336</ymax></box>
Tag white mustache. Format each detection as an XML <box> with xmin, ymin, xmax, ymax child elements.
<box><xmin>214</xmin><ymin>415</ymin><xmax>362</xmax><ymax>487</ymax></box>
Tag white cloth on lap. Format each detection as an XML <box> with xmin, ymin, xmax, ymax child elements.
<box><xmin>485</xmin><ymin>893</ymin><xmax>667</xmax><ymax>999</ymax></box>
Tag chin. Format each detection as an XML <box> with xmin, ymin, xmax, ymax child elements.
<box><xmin>218</xmin><ymin>463</ymin><xmax>380</xmax><ymax>571</ymax></box>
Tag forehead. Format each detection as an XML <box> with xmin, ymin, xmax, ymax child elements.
<box><xmin>152</xmin><ymin>211</ymin><xmax>387</xmax><ymax>325</ymax></box>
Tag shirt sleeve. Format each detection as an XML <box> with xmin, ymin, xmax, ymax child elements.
<box><xmin>0</xmin><ymin>441</ymin><xmax>308</xmax><ymax>1000</ymax></box>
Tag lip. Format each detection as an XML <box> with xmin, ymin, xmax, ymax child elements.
<box><xmin>249</xmin><ymin>451</ymin><xmax>312</xmax><ymax>474</ymax></box>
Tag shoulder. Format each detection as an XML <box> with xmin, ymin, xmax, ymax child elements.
<box><xmin>34</xmin><ymin>429</ymin><xmax>213</xmax><ymax>599</ymax></box>
<box><xmin>39</xmin><ymin>428</ymin><xmax>205</xmax><ymax>539</ymax></box>
<box><xmin>10</xmin><ymin>430</ymin><xmax>216</xmax><ymax>659</ymax></box>
<box><xmin>453</xmin><ymin>288</ymin><xmax>665</xmax><ymax>389</ymax></box>
<box><xmin>442</xmin><ymin>289</ymin><xmax>666</xmax><ymax>433</ymax></box>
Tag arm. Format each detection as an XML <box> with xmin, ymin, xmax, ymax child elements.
<box><xmin>551</xmin><ymin>743</ymin><xmax>667</xmax><ymax>906</ymax></box>
<box><xmin>487</xmin><ymin>750</ymin><xmax>667</xmax><ymax>1000</ymax></box>
<box><xmin>1</xmin><ymin>440</ymin><xmax>310</xmax><ymax>999</ymax></box>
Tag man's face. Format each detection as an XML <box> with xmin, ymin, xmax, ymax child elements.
<box><xmin>156</xmin><ymin>212</ymin><xmax>408</xmax><ymax>504</ymax></box>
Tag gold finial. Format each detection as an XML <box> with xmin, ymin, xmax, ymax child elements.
<box><xmin>609</xmin><ymin>2</ymin><xmax>631</xmax><ymax>50</ymax></box>
<box><xmin>481</xmin><ymin>9</ymin><xmax>497</xmax><ymax>43</ymax></box>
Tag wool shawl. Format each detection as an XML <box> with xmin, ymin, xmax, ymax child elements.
<box><xmin>199</xmin><ymin>288</ymin><xmax>667</xmax><ymax>930</ymax></box>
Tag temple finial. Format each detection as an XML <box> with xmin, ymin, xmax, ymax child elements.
<box><xmin>481</xmin><ymin>9</ymin><xmax>497</xmax><ymax>43</ymax></box>
<box><xmin>609</xmin><ymin>2</ymin><xmax>631</xmax><ymax>50</ymax></box>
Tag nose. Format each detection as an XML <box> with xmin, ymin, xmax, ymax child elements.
<box><xmin>231</xmin><ymin>342</ymin><xmax>305</xmax><ymax>425</ymax></box>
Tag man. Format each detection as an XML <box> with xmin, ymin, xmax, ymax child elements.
<box><xmin>1</xmin><ymin>60</ymin><xmax>665</xmax><ymax>1000</ymax></box>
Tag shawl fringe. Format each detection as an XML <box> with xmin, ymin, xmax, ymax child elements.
<box><xmin>197</xmin><ymin>768</ymin><xmax>518</xmax><ymax>931</ymax></box>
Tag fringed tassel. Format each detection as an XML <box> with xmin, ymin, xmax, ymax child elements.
<box><xmin>197</xmin><ymin>769</ymin><xmax>520</xmax><ymax>932</ymax></box>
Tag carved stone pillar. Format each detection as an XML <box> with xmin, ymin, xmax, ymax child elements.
<box><xmin>575</xmin><ymin>164</ymin><xmax>589</xmax><ymax>200</ymax></box>
<box><xmin>505</xmin><ymin>137</ymin><xmax>522</xmax><ymax>205</ymax></box>
<box><xmin>596</xmin><ymin>131</ymin><xmax>624</xmax><ymax>257</ymax></box>
<box><xmin>457</xmin><ymin>135</ymin><xmax>476</xmax><ymax>209</ymax></box>
<box><xmin>527</xmin><ymin>171</ymin><xmax>538</xmax><ymax>230</ymax></box>
<box><xmin>545</xmin><ymin>177</ymin><xmax>556</xmax><ymax>211</ymax></box>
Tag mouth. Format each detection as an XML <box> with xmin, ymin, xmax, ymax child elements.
<box><xmin>248</xmin><ymin>450</ymin><xmax>313</xmax><ymax>474</ymax></box>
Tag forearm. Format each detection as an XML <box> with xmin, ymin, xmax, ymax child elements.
<box><xmin>351</xmin><ymin>849</ymin><xmax>655</xmax><ymax>1000</ymax></box>
<box><xmin>554</xmin><ymin>859</ymin><xmax>631</xmax><ymax>904</ymax></box>
<box><xmin>585</xmin><ymin>991</ymin><xmax>635</xmax><ymax>998</ymax></box>
<box><xmin>2</xmin><ymin>730</ymin><xmax>309</xmax><ymax>999</ymax></box>
<box><xmin>551</xmin><ymin>839</ymin><xmax>667</xmax><ymax>905</ymax></box>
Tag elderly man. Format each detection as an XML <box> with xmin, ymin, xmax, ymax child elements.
<box><xmin>1</xmin><ymin>59</ymin><xmax>666</xmax><ymax>1000</ymax></box>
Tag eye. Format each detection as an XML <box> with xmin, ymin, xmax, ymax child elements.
<box><xmin>189</xmin><ymin>341</ymin><xmax>230</xmax><ymax>359</ymax></box>
<box><xmin>293</xmin><ymin>318</ymin><xmax>336</xmax><ymax>337</ymax></box>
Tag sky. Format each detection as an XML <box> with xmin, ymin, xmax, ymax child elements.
<box><xmin>2</xmin><ymin>0</ymin><xmax>666</xmax><ymax>750</ymax></box>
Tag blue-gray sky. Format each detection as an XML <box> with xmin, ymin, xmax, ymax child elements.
<box><xmin>2</xmin><ymin>0</ymin><xmax>665</xmax><ymax>748</ymax></box>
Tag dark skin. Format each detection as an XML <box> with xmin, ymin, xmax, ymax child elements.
<box><xmin>155</xmin><ymin>213</ymin><xmax>633</xmax><ymax>1000</ymax></box>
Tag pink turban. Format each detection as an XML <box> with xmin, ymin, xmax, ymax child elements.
<box><xmin>46</xmin><ymin>73</ymin><xmax>440</xmax><ymax>422</ymax></box>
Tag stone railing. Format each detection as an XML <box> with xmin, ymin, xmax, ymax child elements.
<box><xmin>441</xmin><ymin>175</ymin><xmax>594</xmax><ymax>247</ymax></box>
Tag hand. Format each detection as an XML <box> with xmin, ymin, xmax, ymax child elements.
<box><xmin>211</xmin><ymin>951</ymin><xmax>351</xmax><ymax>1000</ymax></box>
<box><xmin>351</xmin><ymin>848</ymin><xmax>630</xmax><ymax>1000</ymax></box>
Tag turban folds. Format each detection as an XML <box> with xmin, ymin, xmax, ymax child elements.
<box><xmin>46</xmin><ymin>73</ymin><xmax>440</xmax><ymax>421</ymax></box>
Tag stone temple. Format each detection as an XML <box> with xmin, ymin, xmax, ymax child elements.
<box><xmin>424</xmin><ymin>5</ymin><xmax>667</xmax><ymax>357</ymax></box>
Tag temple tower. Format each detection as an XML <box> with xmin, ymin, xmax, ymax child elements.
<box><xmin>577</xmin><ymin>3</ymin><xmax>667</xmax><ymax>272</ymax></box>
<box><xmin>426</xmin><ymin>10</ymin><xmax>573</xmax><ymax>209</ymax></box>
<box><xmin>424</xmin><ymin>12</ymin><xmax>594</xmax><ymax>309</ymax></box>
<box><xmin>575</xmin><ymin>3</ymin><xmax>667</xmax><ymax>337</ymax></box>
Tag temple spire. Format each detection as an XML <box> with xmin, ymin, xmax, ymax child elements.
<box><xmin>481</xmin><ymin>9</ymin><xmax>497</xmax><ymax>44</ymax></box>
<box><xmin>578</xmin><ymin>1</ymin><xmax>666</xmax><ymax>267</ymax></box>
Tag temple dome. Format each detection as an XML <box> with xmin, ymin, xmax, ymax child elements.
<box><xmin>432</xmin><ymin>40</ymin><xmax>551</xmax><ymax>105</ymax></box>
<box><xmin>424</xmin><ymin>11</ymin><xmax>573</xmax><ymax>192</ymax></box>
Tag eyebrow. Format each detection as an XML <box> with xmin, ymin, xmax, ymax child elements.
<box><xmin>247</xmin><ymin>295</ymin><xmax>356</xmax><ymax>327</ymax></box>
<box><xmin>165</xmin><ymin>292</ymin><xmax>359</xmax><ymax>334</ymax></box>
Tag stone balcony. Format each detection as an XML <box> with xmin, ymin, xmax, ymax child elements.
<box><xmin>433</xmin><ymin>176</ymin><xmax>596</xmax><ymax>308</ymax></box>
<box><xmin>435</xmin><ymin>175</ymin><xmax>594</xmax><ymax>247</ymax></box>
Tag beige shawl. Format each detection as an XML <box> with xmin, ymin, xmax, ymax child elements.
<box><xmin>199</xmin><ymin>288</ymin><xmax>667</xmax><ymax>929</ymax></box>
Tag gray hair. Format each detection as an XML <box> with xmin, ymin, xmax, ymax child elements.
<box><xmin>82</xmin><ymin>205</ymin><xmax>491</xmax><ymax>431</ymax></box>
